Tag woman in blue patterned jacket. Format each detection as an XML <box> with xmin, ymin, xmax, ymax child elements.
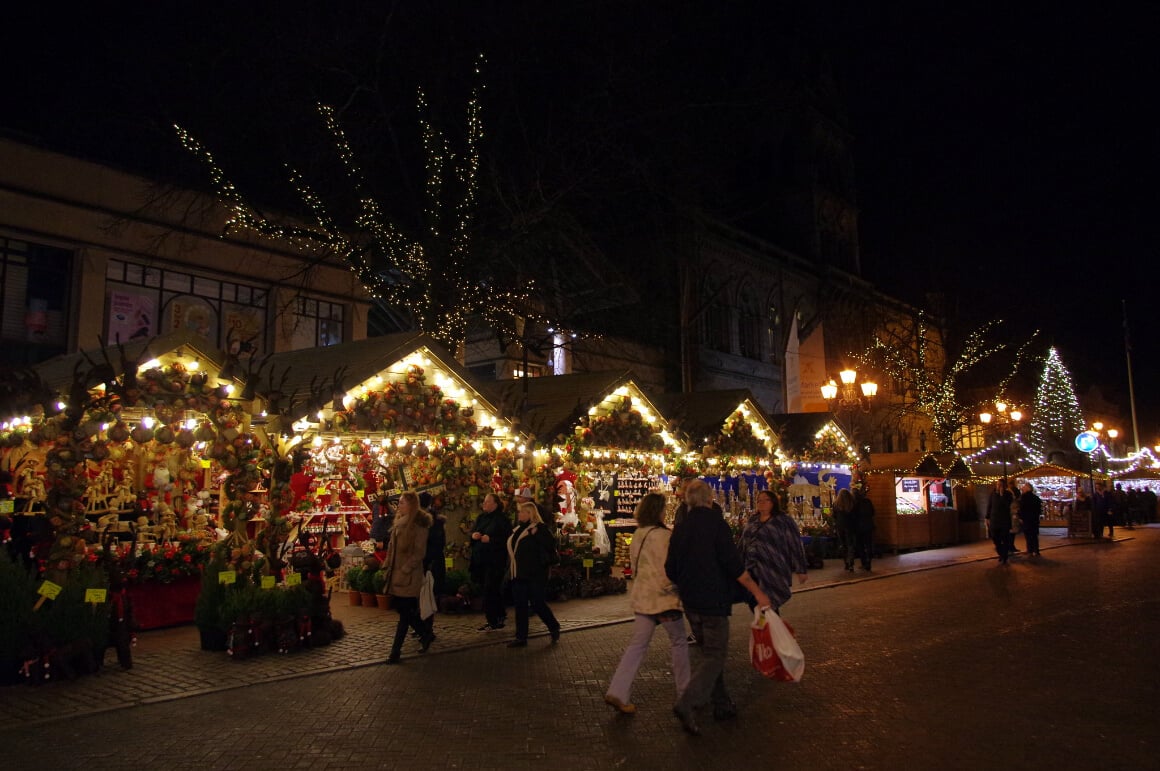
<box><xmin>738</xmin><ymin>489</ymin><xmax>808</xmax><ymax>612</ymax></box>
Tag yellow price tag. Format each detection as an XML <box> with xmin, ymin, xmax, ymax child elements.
<box><xmin>37</xmin><ymin>581</ymin><xmax>63</xmax><ymax>599</ymax></box>
<box><xmin>285</xmin><ymin>572</ymin><xmax>302</xmax><ymax>587</ymax></box>
<box><xmin>261</xmin><ymin>575</ymin><xmax>276</xmax><ymax>589</ymax></box>
<box><xmin>218</xmin><ymin>570</ymin><xmax>237</xmax><ymax>585</ymax></box>
<box><xmin>582</xmin><ymin>558</ymin><xmax>594</xmax><ymax>568</ymax></box>
<box><xmin>468</xmin><ymin>485</ymin><xmax>479</xmax><ymax>496</ymax></box>
<box><xmin>356</xmin><ymin>489</ymin><xmax>365</xmax><ymax>498</ymax></box>
<box><xmin>316</xmin><ymin>487</ymin><xmax>328</xmax><ymax>497</ymax></box>
<box><xmin>444</xmin><ymin>556</ymin><xmax>454</xmax><ymax>569</ymax></box>
<box><xmin>200</xmin><ymin>459</ymin><xmax>211</xmax><ymax>468</ymax></box>
<box><xmin>85</xmin><ymin>588</ymin><xmax>108</xmax><ymax>604</ymax></box>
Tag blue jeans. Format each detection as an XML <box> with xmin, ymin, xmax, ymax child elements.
<box><xmin>675</xmin><ymin>613</ymin><xmax>731</xmax><ymax>712</ymax></box>
<box><xmin>510</xmin><ymin>578</ymin><xmax>560</xmax><ymax>641</ymax></box>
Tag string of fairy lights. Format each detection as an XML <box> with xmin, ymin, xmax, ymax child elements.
<box><xmin>176</xmin><ymin>53</ymin><xmax>550</xmax><ymax>350</ymax></box>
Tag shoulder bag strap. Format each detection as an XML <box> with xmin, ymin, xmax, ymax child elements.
<box><xmin>631</xmin><ymin>527</ymin><xmax>656</xmax><ymax>576</ymax></box>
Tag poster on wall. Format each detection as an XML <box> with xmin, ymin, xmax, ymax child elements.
<box><xmin>222</xmin><ymin>304</ymin><xmax>265</xmax><ymax>358</ymax></box>
<box><xmin>107</xmin><ymin>290</ymin><xmax>156</xmax><ymax>343</ymax></box>
<box><xmin>165</xmin><ymin>295</ymin><xmax>218</xmax><ymax>343</ymax></box>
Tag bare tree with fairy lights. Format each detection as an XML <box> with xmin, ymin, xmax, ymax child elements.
<box><xmin>856</xmin><ymin>313</ymin><xmax>1037</xmax><ymax>453</ymax></box>
<box><xmin>175</xmin><ymin>55</ymin><xmax>555</xmax><ymax>351</ymax></box>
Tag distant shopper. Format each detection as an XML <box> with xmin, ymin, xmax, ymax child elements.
<box><xmin>605</xmin><ymin>493</ymin><xmax>690</xmax><ymax>714</ymax></box>
<box><xmin>665</xmin><ymin>479</ymin><xmax>771</xmax><ymax>735</ymax></box>
<box><xmin>383</xmin><ymin>491</ymin><xmax>434</xmax><ymax>664</ymax></box>
<box><xmin>853</xmin><ymin>487</ymin><xmax>877</xmax><ymax>570</ymax></box>
<box><xmin>738</xmin><ymin>489</ymin><xmax>808</xmax><ymax>612</ymax></box>
<box><xmin>1018</xmin><ymin>481</ymin><xmax>1043</xmax><ymax>556</ymax></box>
<box><xmin>470</xmin><ymin>493</ymin><xmax>512</xmax><ymax>631</ymax></box>
<box><xmin>832</xmin><ymin>488</ymin><xmax>857</xmax><ymax>572</ymax></box>
<box><xmin>986</xmin><ymin>480</ymin><xmax>1014</xmax><ymax>564</ymax></box>
<box><xmin>505</xmin><ymin>502</ymin><xmax>561</xmax><ymax>648</ymax></box>
<box><xmin>1093</xmin><ymin>482</ymin><xmax>1112</xmax><ymax>539</ymax></box>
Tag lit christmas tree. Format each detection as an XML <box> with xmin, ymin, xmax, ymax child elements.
<box><xmin>1029</xmin><ymin>347</ymin><xmax>1086</xmax><ymax>462</ymax></box>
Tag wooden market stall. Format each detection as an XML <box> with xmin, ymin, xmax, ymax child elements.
<box><xmin>253</xmin><ymin>332</ymin><xmax>520</xmax><ymax>584</ymax></box>
<box><xmin>489</xmin><ymin>370</ymin><xmax>682</xmax><ymax>579</ymax></box>
<box><xmin>1012</xmin><ymin>463</ymin><xmax>1088</xmax><ymax>529</ymax></box>
<box><xmin>658</xmin><ymin>389</ymin><xmax>781</xmax><ymax>512</ymax></box>
<box><xmin>864</xmin><ymin>452</ymin><xmax>973</xmax><ymax>552</ymax></box>
<box><xmin>10</xmin><ymin>330</ymin><xmax>246</xmax><ymax>628</ymax></box>
<box><xmin>770</xmin><ymin>413</ymin><xmax>860</xmax><ymax>520</ymax></box>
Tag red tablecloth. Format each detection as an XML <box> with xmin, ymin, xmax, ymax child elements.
<box><xmin>126</xmin><ymin>578</ymin><xmax>201</xmax><ymax>630</ymax></box>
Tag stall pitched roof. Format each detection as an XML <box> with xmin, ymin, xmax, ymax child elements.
<box><xmin>30</xmin><ymin>329</ymin><xmax>228</xmax><ymax>394</ymax></box>
<box><xmin>1015</xmin><ymin>463</ymin><xmax>1088</xmax><ymax>479</ymax></box>
<box><xmin>253</xmin><ymin>333</ymin><xmax>502</xmax><ymax>424</ymax></box>
<box><xmin>867</xmin><ymin>452</ymin><xmax>972</xmax><ymax>478</ymax></box>
<box><xmin>655</xmin><ymin>389</ymin><xmax>776</xmax><ymax>447</ymax></box>
<box><xmin>768</xmin><ymin>412</ymin><xmax>851</xmax><ymax>456</ymax></box>
<box><xmin>487</xmin><ymin>370</ymin><xmax>661</xmax><ymax>443</ymax></box>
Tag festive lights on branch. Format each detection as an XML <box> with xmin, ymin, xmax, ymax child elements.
<box><xmin>177</xmin><ymin>54</ymin><xmax>557</xmax><ymax>351</ymax></box>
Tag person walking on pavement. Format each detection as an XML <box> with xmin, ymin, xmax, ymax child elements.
<box><xmin>605</xmin><ymin>493</ymin><xmax>691</xmax><ymax>715</ymax></box>
<box><xmin>383</xmin><ymin>491</ymin><xmax>435</xmax><ymax>664</ymax></box>
<box><xmin>665</xmin><ymin>479</ymin><xmax>771</xmax><ymax>736</ymax></box>
<box><xmin>1019</xmin><ymin>481</ymin><xmax>1043</xmax><ymax>556</ymax></box>
<box><xmin>1093</xmin><ymin>482</ymin><xmax>1112</xmax><ymax>539</ymax></box>
<box><xmin>853</xmin><ymin>486</ymin><xmax>877</xmax><ymax>570</ymax></box>
<box><xmin>832</xmin><ymin>488</ymin><xmax>857</xmax><ymax>572</ymax></box>
<box><xmin>419</xmin><ymin>492</ymin><xmax>446</xmax><ymax>639</ymax></box>
<box><xmin>505</xmin><ymin>501</ymin><xmax>562</xmax><ymax>648</ymax></box>
<box><xmin>470</xmin><ymin>492</ymin><xmax>512</xmax><ymax>632</ymax></box>
<box><xmin>986</xmin><ymin>480</ymin><xmax>1014</xmax><ymax>564</ymax></box>
<box><xmin>737</xmin><ymin>489</ymin><xmax>808</xmax><ymax>613</ymax></box>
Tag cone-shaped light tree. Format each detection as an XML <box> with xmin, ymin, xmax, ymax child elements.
<box><xmin>1028</xmin><ymin>346</ymin><xmax>1086</xmax><ymax>462</ymax></box>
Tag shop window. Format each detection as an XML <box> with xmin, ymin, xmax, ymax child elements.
<box><xmin>292</xmin><ymin>296</ymin><xmax>345</xmax><ymax>349</ymax></box>
<box><xmin>105</xmin><ymin>259</ymin><xmax>268</xmax><ymax>354</ymax></box>
<box><xmin>0</xmin><ymin>238</ymin><xmax>72</xmax><ymax>363</ymax></box>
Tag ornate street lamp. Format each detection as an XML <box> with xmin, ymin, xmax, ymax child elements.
<box><xmin>979</xmin><ymin>401</ymin><xmax>1022</xmax><ymax>482</ymax></box>
<box><xmin>821</xmin><ymin>368</ymin><xmax>877</xmax><ymax>456</ymax></box>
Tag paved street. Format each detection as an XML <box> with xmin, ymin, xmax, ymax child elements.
<box><xmin>2</xmin><ymin>528</ymin><xmax>1156</xmax><ymax>770</ymax></box>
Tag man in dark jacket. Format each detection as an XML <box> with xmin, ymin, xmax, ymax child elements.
<box><xmin>1018</xmin><ymin>482</ymin><xmax>1043</xmax><ymax>556</ymax></box>
<box><xmin>665</xmin><ymin>479</ymin><xmax>770</xmax><ymax>735</ymax></box>
<box><xmin>986</xmin><ymin>480</ymin><xmax>1014</xmax><ymax>564</ymax></box>
<box><xmin>853</xmin><ymin>488</ymin><xmax>876</xmax><ymax>571</ymax></box>
<box><xmin>470</xmin><ymin>492</ymin><xmax>512</xmax><ymax>631</ymax></box>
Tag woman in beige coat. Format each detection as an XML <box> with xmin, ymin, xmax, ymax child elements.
<box><xmin>384</xmin><ymin>491</ymin><xmax>434</xmax><ymax>663</ymax></box>
<box><xmin>604</xmin><ymin>493</ymin><xmax>690</xmax><ymax>713</ymax></box>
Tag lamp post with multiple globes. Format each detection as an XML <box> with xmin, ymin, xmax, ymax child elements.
<box><xmin>979</xmin><ymin>401</ymin><xmax>1022</xmax><ymax>483</ymax></box>
<box><xmin>820</xmin><ymin>368</ymin><xmax>878</xmax><ymax>457</ymax></box>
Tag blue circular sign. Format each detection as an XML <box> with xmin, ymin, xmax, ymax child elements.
<box><xmin>1075</xmin><ymin>431</ymin><xmax>1099</xmax><ymax>453</ymax></box>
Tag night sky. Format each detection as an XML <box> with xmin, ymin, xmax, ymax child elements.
<box><xmin>6</xmin><ymin>2</ymin><xmax>1159</xmax><ymax>442</ymax></box>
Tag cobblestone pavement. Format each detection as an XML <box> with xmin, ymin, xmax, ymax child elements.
<box><xmin>0</xmin><ymin>528</ymin><xmax>1092</xmax><ymax>727</ymax></box>
<box><xmin>3</xmin><ymin>527</ymin><xmax>1156</xmax><ymax>770</ymax></box>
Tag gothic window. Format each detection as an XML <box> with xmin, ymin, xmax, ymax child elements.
<box><xmin>699</xmin><ymin>276</ymin><xmax>732</xmax><ymax>353</ymax></box>
<box><xmin>737</xmin><ymin>287</ymin><xmax>763</xmax><ymax>360</ymax></box>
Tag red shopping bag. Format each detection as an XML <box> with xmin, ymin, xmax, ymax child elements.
<box><xmin>749</xmin><ymin>607</ymin><xmax>804</xmax><ymax>682</ymax></box>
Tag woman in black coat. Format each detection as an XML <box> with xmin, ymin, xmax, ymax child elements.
<box><xmin>504</xmin><ymin>502</ymin><xmax>561</xmax><ymax>648</ymax></box>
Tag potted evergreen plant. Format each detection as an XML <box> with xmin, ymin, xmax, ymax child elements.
<box><xmin>344</xmin><ymin>566</ymin><xmax>363</xmax><ymax>606</ymax></box>
<box><xmin>372</xmin><ymin>568</ymin><xmax>391</xmax><ymax>610</ymax></box>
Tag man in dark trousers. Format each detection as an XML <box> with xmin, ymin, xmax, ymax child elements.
<box><xmin>853</xmin><ymin>487</ymin><xmax>877</xmax><ymax>571</ymax></box>
<box><xmin>1018</xmin><ymin>481</ymin><xmax>1043</xmax><ymax>556</ymax></box>
<box><xmin>470</xmin><ymin>492</ymin><xmax>512</xmax><ymax>631</ymax></box>
<box><xmin>665</xmin><ymin>479</ymin><xmax>770</xmax><ymax>736</ymax></box>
